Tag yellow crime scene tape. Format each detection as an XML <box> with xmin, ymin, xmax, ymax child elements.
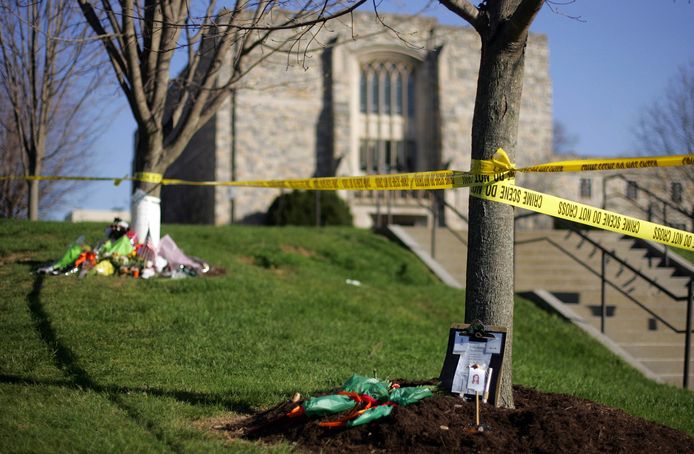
<box><xmin>515</xmin><ymin>154</ymin><xmax>692</xmax><ymax>173</ymax></box>
<box><xmin>2</xmin><ymin>152</ymin><xmax>687</xmax><ymax>190</ymax></box>
<box><xmin>0</xmin><ymin>169</ymin><xmax>478</xmax><ymax>190</ymax></box>
<box><xmin>1</xmin><ymin>152</ymin><xmax>692</xmax><ymax>250</ymax></box>
<box><xmin>161</xmin><ymin>170</ymin><xmax>469</xmax><ymax>190</ymax></box>
<box><xmin>471</xmin><ymin>179</ymin><xmax>694</xmax><ymax>251</ymax></box>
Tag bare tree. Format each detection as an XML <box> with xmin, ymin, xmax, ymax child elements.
<box><xmin>0</xmin><ymin>102</ymin><xmax>25</xmax><ymax>218</ymax></box>
<box><xmin>634</xmin><ymin>60</ymin><xmax>694</xmax><ymax>183</ymax></box>
<box><xmin>440</xmin><ymin>0</ymin><xmax>544</xmax><ymax>407</ymax></box>
<box><xmin>0</xmin><ymin>0</ymin><xmax>106</xmax><ymax>220</ymax></box>
<box><xmin>76</xmin><ymin>0</ymin><xmax>366</xmax><ymax>242</ymax></box>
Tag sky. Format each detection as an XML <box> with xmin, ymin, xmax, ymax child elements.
<box><xmin>54</xmin><ymin>0</ymin><xmax>694</xmax><ymax>220</ymax></box>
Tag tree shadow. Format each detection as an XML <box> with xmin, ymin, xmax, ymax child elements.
<box><xmin>0</xmin><ymin>257</ymin><xmax>45</xmax><ymax>269</ymax></box>
<box><xmin>23</xmin><ymin>273</ymin><xmax>254</xmax><ymax>450</ymax></box>
<box><xmin>27</xmin><ymin>275</ymin><xmax>93</xmax><ymax>388</ymax></box>
<box><xmin>0</xmin><ymin>372</ymin><xmax>255</xmax><ymax>414</ymax></box>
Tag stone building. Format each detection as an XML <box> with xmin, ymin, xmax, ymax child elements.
<box><xmin>161</xmin><ymin>11</ymin><xmax>553</xmax><ymax>229</ymax></box>
<box><xmin>159</xmin><ymin>11</ymin><xmax>691</xmax><ymax>232</ymax></box>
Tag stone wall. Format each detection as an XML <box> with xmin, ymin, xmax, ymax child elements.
<box><xmin>161</xmin><ymin>117</ymin><xmax>216</xmax><ymax>224</ymax></box>
<box><xmin>231</xmin><ymin>49</ymin><xmax>326</xmax><ymax>223</ymax></box>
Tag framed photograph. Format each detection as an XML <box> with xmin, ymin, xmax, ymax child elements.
<box><xmin>439</xmin><ymin>322</ymin><xmax>507</xmax><ymax>406</ymax></box>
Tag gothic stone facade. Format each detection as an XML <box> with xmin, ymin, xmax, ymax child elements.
<box><xmin>161</xmin><ymin>12</ymin><xmax>553</xmax><ymax>228</ymax></box>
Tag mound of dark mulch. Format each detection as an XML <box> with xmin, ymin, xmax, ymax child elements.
<box><xmin>220</xmin><ymin>384</ymin><xmax>693</xmax><ymax>453</ymax></box>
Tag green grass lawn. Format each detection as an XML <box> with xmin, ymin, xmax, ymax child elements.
<box><xmin>675</xmin><ymin>247</ymin><xmax>694</xmax><ymax>263</ymax></box>
<box><xmin>1</xmin><ymin>219</ymin><xmax>692</xmax><ymax>452</ymax></box>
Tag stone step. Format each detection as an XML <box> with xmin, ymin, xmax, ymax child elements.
<box><xmin>603</xmin><ymin>329</ymin><xmax>687</xmax><ymax>344</ymax></box>
<box><xmin>561</xmin><ymin>301</ymin><xmax>689</xmax><ymax>322</ymax></box>
<box><xmin>518</xmin><ymin>248</ymin><xmax>685</xmax><ymax>280</ymax></box>
<box><xmin>621</xmin><ymin>343</ymin><xmax>686</xmax><ymax>359</ymax></box>
<box><xmin>570</xmin><ymin>311</ymin><xmax>687</xmax><ymax>328</ymax></box>
<box><xmin>516</xmin><ymin>273</ymin><xmax>689</xmax><ymax>297</ymax></box>
<box><xmin>640</xmin><ymin>358</ymin><xmax>694</xmax><ymax>375</ymax></box>
<box><xmin>558</xmin><ymin>291</ymin><xmax>689</xmax><ymax>307</ymax></box>
<box><xmin>577</xmin><ymin>318</ymin><xmax>688</xmax><ymax>334</ymax></box>
<box><xmin>658</xmin><ymin>373</ymin><xmax>694</xmax><ymax>387</ymax></box>
<box><xmin>574</xmin><ymin>304</ymin><xmax>686</xmax><ymax>321</ymax></box>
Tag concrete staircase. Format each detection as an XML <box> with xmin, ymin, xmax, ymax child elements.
<box><xmin>392</xmin><ymin>226</ymin><xmax>694</xmax><ymax>388</ymax></box>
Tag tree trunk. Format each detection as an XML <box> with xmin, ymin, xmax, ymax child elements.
<box><xmin>133</xmin><ymin>129</ymin><xmax>165</xmax><ymax>196</ymax></box>
<box><xmin>27</xmin><ymin>179</ymin><xmax>39</xmax><ymax>220</ymax></box>
<box><xmin>465</xmin><ymin>36</ymin><xmax>528</xmax><ymax>408</ymax></box>
<box><xmin>27</xmin><ymin>150</ymin><xmax>42</xmax><ymax>220</ymax></box>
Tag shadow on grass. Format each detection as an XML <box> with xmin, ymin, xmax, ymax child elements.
<box><xmin>0</xmin><ymin>373</ymin><xmax>255</xmax><ymax>412</ymax></box>
<box><xmin>27</xmin><ymin>275</ymin><xmax>93</xmax><ymax>388</ymax></box>
<box><xmin>23</xmin><ymin>274</ymin><xmax>253</xmax><ymax>450</ymax></box>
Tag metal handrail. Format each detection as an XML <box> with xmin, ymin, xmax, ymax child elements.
<box><xmin>602</xmin><ymin>173</ymin><xmax>693</xmax><ymax>267</ymax></box>
<box><xmin>560</xmin><ymin>222</ymin><xmax>689</xmax><ymax>300</ymax></box>
<box><xmin>515</xmin><ymin>234</ymin><xmax>687</xmax><ymax>332</ymax></box>
<box><xmin>516</xmin><ymin>214</ymin><xmax>693</xmax><ymax>389</ymax></box>
<box><xmin>602</xmin><ymin>173</ymin><xmax>692</xmax><ymax>219</ymax></box>
<box><xmin>437</xmin><ymin>195</ymin><xmax>469</xmax><ymax>247</ymax></box>
<box><xmin>517</xmin><ymin>213</ymin><xmax>694</xmax><ymax>301</ymax></box>
<box><xmin>608</xmin><ymin>192</ymin><xmax>666</xmax><ymax>223</ymax></box>
<box><xmin>428</xmin><ymin>197</ymin><xmax>690</xmax><ymax>296</ymax></box>
<box><xmin>630</xmin><ymin>238</ymin><xmax>694</xmax><ymax>279</ymax></box>
<box><xmin>416</xmin><ymin>196</ymin><xmax>692</xmax><ymax>387</ymax></box>
<box><xmin>413</xmin><ymin>191</ymin><xmax>469</xmax><ymax>258</ymax></box>
<box><xmin>440</xmin><ymin>197</ymin><xmax>469</xmax><ymax>225</ymax></box>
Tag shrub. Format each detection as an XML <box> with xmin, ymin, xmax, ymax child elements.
<box><xmin>266</xmin><ymin>190</ymin><xmax>353</xmax><ymax>226</ymax></box>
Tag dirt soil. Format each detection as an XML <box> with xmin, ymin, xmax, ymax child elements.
<box><xmin>220</xmin><ymin>383</ymin><xmax>693</xmax><ymax>453</ymax></box>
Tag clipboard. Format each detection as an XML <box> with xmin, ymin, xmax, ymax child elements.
<box><xmin>439</xmin><ymin>322</ymin><xmax>508</xmax><ymax>406</ymax></box>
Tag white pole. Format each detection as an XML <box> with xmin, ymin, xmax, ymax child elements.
<box><xmin>131</xmin><ymin>189</ymin><xmax>161</xmax><ymax>246</ymax></box>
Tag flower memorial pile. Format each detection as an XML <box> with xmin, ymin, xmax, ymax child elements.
<box><xmin>37</xmin><ymin>218</ymin><xmax>209</xmax><ymax>279</ymax></box>
<box><xmin>238</xmin><ymin>374</ymin><xmax>433</xmax><ymax>436</ymax></box>
<box><xmin>289</xmin><ymin>374</ymin><xmax>433</xmax><ymax>427</ymax></box>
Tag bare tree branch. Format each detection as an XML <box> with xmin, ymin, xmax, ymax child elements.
<box><xmin>439</xmin><ymin>0</ymin><xmax>483</xmax><ymax>32</ymax></box>
<box><xmin>634</xmin><ymin>60</ymin><xmax>694</xmax><ymax>183</ymax></box>
<box><xmin>0</xmin><ymin>0</ymin><xmax>109</xmax><ymax>219</ymax></box>
<box><xmin>78</xmin><ymin>1</ymin><xmax>133</xmax><ymax>105</ymax></box>
<box><xmin>77</xmin><ymin>0</ymin><xmax>367</xmax><ymax>187</ymax></box>
<box><xmin>505</xmin><ymin>0</ymin><xmax>543</xmax><ymax>43</ymax></box>
<box><xmin>545</xmin><ymin>0</ymin><xmax>584</xmax><ymax>22</ymax></box>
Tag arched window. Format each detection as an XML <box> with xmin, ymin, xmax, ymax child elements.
<box><xmin>358</xmin><ymin>59</ymin><xmax>417</xmax><ymax>174</ymax></box>
<box><xmin>360</xmin><ymin>60</ymin><xmax>414</xmax><ymax>117</ymax></box>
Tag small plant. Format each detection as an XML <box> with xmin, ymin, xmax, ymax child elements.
<box><xmin>266</xmin><ymin>190</ymin><xmax>353</xmax><ymax>226</ymax></box>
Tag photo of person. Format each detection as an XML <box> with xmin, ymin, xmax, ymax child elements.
<box><xmin>467</xmin><ymin>364</ymin><xmax>486</xmax><ymax>394</ymax></box>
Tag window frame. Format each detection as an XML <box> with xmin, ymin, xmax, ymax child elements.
<box><xmin>671</xmin><ymin>181</ymin><xmax>683</xmax><ymax>204</ymax></box>
<box><xmin>579</xmin><ymin>178</ymin><xmax>592</xmax><ymax>198</ymax></box>
<box><xmin>358</xmin><ymin>57</ymin><xmax>418</xmax><ymax>175</ymax></box>
<box><xmin>359</xmin><ymin>60</ymin><xmax>415</xmax><ymax>119</ymax></box>
<box><xmin>626</xmin><ymin>180</ymin><xmax>638</xmax><ymax>200</ymax></box>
